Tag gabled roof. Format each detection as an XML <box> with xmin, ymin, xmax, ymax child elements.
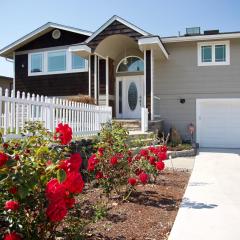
<box><xmin>0</xmin><ymin>22</ymin><xmax>93</xmax><ymax>58</ymax></box>
<box><xmin>85</xmin><ymin>15</ymin><xmax>151</xmax><ymax>44</ymax></box>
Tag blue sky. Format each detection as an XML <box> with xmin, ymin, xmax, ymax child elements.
<box><xmin>1</xmin><ymin>0</ymin><xmax>240</xmax><ymax>77</ymax></box>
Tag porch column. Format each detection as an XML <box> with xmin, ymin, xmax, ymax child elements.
<box><xmin>151</xmin><ymin>49</ymin><xmax>154</xmax><ymax>120</ymax></box>
<box><xmin>143</xmin><ymin>50</ymin><xmax>147</xmax><ymax>108</ymax></box>
<box><xmin>106</xmin><ymin>56</ymin><xmax>109</xmax><ymax>106</ymax></box>
<box><xmin>94</xmin><ymin>55</ymin><xmax>98</xmax><ymax>102</ymax></box>
<box><xmin>88</xmin><ymin>55</ymin><xmax>91</xmax><ymax>97</ymax></box>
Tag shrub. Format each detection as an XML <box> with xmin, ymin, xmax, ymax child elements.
<box><xmin>0</xmin><ymin>122</ymin><xmax>85</xmax><ymax>239</ymax></box>
<box><xmin>87</xmin><ymin>122</ymin><xmax>168</xmax><ymax>200</ymax></box>
<box><xmin>67</xmin><ymin>95</ymin><xmax>96</xmax><ymax>105</ymax></box>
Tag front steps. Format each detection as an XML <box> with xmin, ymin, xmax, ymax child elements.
<box><xmin>113</xmin><ymin>119</ymin><xmax>141</xmax><ymax>131</ymax></box>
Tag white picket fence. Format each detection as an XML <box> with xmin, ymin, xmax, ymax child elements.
<box><xmin>0</xmin><ymin>88</ymin><xmax>112</xmax><ymax>138</ymax></box>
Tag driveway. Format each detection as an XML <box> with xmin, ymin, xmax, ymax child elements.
<box><xmin>168</xmin><ymin>148</ymin><xmax>240</xmax><ymax>240</ymax></box>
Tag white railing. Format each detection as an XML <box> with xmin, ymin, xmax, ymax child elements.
<box><xmin>0</xmin><ymin>88</ymin><xmax>112</xmax><ymax>138</ymax></box>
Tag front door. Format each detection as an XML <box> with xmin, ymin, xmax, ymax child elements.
<box><xmin>116</xmin><ymin>75</ymin><xmax>144</xmax><ymax>119</ymax></box>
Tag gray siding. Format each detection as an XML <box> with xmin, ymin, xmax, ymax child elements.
<box><xmin>154</xmin><ymin>39</ymin><xmax>240</xmax><ymax>140</ymax></box>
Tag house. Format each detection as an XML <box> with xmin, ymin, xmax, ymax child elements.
<box><xmin>1</xmin><ymin>15</ymin><xmax>240</xmax><ymax>148</ymax></box>
<box><xmin>0</xmin><ymin>75</ymin><xmax>13</xmax><ymax>92</ymax></box>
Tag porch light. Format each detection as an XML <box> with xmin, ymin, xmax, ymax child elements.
<box><xmin>123</xmin><ymin>57</ymin><xmax>128</xmax><ymax>65</ymax></box>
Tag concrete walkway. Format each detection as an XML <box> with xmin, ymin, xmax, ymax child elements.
<box><xmin>169</xmin><ymin>148</ymin><xmax>240</xmax><ymax>240</ymax></box>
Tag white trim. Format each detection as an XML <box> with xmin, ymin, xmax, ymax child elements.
<box><xmin>69</xmin><ymin>44</ymin><xmax>92</xmax><ymax>54</ymax></box>
<box><xmin>162</xmin><ymin>33</ymin><xmax>240</xmax><ymax>43</ymax></box>
<box><xmin>13</xmin><ymin>52</ymin><xmax>15</xmax><ymax>93</ymax></box>
<box><xmin>138</xmin><ymin>37</ymin><xmax>169</xmax><ymax>59</ymax></box>
<box><xmin>28</xmin><ymin>48</ymin><xmax>88</xmax><ymax>76</ymax></box>
<box><xmin>85</xmin><ymin>15</ymin><xmax>150</xmax><ymax>44</ymax></box>
<box><xmin>150</xmin><ymin>49</ymin><xmax>154</xmax><ymax>120</ymax></box>
<box><xmin>143</xmin><ymin>50</ymin><xmax>147</xmax><ymax>108</ymax></box>
<box><xmin>197</xmin><ymin>40</ymin><xmax>230</xmax><ymax>66</ymax></box>
<box><xmin>88</xmin><ymin>55</ymin><xmax>91</xmax><ymax>97</ymax></box>
<box><xmin>94</xmin><ymin>55</ymin><xmax>97</xmax><ymax>100</ymax></box>
<box><xmin>116</xmin><ymin>55</ymin><xmax>144</xmax><ymax>73</ymax></box>
<box><xmin>0</xmin><ymin>22</ymin><xmax>92</xmax><ymax>58</ymax></box>
<box><xmin>106</xmin><ymin>56</ymin><xmax>109</xmax><ymax>106</ymax></box>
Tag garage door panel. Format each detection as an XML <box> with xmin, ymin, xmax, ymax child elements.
<box><xmin>197</xmin><ymin>99</ymin><xmax>240</xmax><ymax>148</ymax></box>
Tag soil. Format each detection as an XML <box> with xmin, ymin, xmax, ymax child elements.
<box><xmin>79</xmin><ymin>170</ymin><xmax>190</xmax><ymax>240</ymax></box>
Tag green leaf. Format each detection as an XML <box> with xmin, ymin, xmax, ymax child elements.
<box><xmin>57</xmin><ymin>169</ymin><xmax>66</xmax><ymax>183</ymax></box>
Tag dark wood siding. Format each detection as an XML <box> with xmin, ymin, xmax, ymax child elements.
<box><xmin>16</xmin><ymin>29</ymin><xmax>88</xmax><ymax>51</ymax></box>
<box><xmin>90</xmin><ymin>55</ymin><xmax>95</xmax><ymax>97</ymax></box>
<box><xmin>99</xmin><ymin>59</ymin><xmax>106</xmax><ymax>95</ymax></box>
<box><xmin>15</xmin><ymin>54</ymin><xmax>88</xmax><ymax>96</ymax></box>
<box><xmin>146</xmin><ymin>50</ymin><xmax>151</xmax><ymax>119</ymax></box>
<box><xmin>87</xmin><ymin>20</ymin><xmax>143</xmax><ymax>50</ymax></box>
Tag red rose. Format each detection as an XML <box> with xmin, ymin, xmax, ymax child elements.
<box><xmin>139</xmin><ymin>172</ymin><xmax>149</xmax><ymax>184</ymax></box>
<box><xmin>46</xmin><ymin>160</ymin><xmax>52</xmax><ymax>166</ymax></box>
<box><xmin>95</xmin><ymin>171</ymin><xmax>104</xmax><ymax>179</ymax></box>
<box><xmin>156</xmin><ymin>161</ymin><xmax>165</xmax><ymax>171</ymax></box>
<box><xmin>110</xmin><ymin>156</ymin><xmax>118</xmax><ymax>166</ymax></box>
<box><xmin>158</xmin><ymin>152</ymin><xmax>167</xmax><ymax>161</ymax></box>
<box><xmin>87</xmin><ymin>154</ymin><xmax>98</xmax><ymax>171</ymax></box>
<box><xmin>0</xmin><ymin>152</ymin><xmax>8</xmax><ymax>167</ymax></box>
<box><xmin>3</xmin><ymin>143</ymin><xmax>9</xmax><ymax>149</ymax></box>
<box><xmin>14</xmin><ymin>154</ymin><xmax>20</xmax><ymax>161</ymax></box>
<box><xmin>67</xmin><ymin>153</ymin><xmax>82</xmax><ymax>172</ymax></box>
<box><xmin>65</xmin><ymin>197</ymin><xmax>75</xmax><ymax>209</ymax></box>
<box><xmin>127</xmin><ymin>157</ymin><xmax>133</xmax><ymax>164</ymax></box>
<box><xmin>8</xmin><ymin>187</ymin><xmax>18</xmax><ymax>194</ymax></box>
<box><xmin>98</xmin><ymin>147</ymin><xmax>104</xmax><ymax>157</ymax></box>
<box><xmin>63</xmin><ymin>172</ymin><xmax>84</xmax><ymax>194</ymax></box>
<box><xmin>127</xmin><ymin>150</ymin><xmax>133</xmax><ymax>156</ymax></box>
<box><xmin>149</xmin><ymin>156</ymin><xmax>156</xmax><ymax>165</ymax></box>
<box><xmin>128</xmin><ymin>177</ymin><xmax>137</xmax><ymax>186</ymax></box>
<box><xmin>160</xmin><ymin>145</ymin><xmax>168</xmax><ymax>152</ymax></box>
<box><xmin>139</xmin><ymin>149</ymin><xmax>149</xmax><ymax>157</ymax></box>
<box><xmin>58</xmin><ymin>159</ymin><xmax>68</xmax><ymax>172</ymax></box>
<box><xmin>45</xmin><ymin>179</ymin><xmax>66</xmax><ymax>203</ymax></box>
<box><xmin>55</xmin><ymin>123</ymin><xmax>72</xmax><ymax>145</ymax></box>
<box><xmin>5</xmin><ymin>200</ymin><xmax>19</xmax><ymax>211</ymax></box>
<box><xmin>3</xmin><ymin>232</ymin><xmax>22</xmax><ymax>240</ymax></box>
<box><xmin>46</xmin><ymin>200</ymin><xmax>67</xmax><ymax>222</ymax></box>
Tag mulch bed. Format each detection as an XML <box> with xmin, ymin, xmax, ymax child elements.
<box><xmin>79</xmin><ymin>170</ymin><xmax>190</xmax><ymax>240</ymax></box>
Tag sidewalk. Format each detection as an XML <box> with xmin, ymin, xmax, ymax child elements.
<box><xmin>168</xmin><ymin>149</ymin><xmax>240</xmax><ymax>240</ymax></box>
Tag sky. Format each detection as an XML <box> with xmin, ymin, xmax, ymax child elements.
<box><xmin>0</xmin><ymin>0</ymin><xmax>240</xmax><ymax>77</ymax></box>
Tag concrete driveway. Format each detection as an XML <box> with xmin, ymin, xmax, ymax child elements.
<box><xmin>168</xmin><ymin>148</ymin><xmax>240</xmax><ymax>240</ymax></box>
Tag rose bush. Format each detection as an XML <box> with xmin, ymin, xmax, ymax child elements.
<box><xmin>0</xmin><ymin>122</ymin><xmax>84</xmax><ymax>239</ymax></box>
<box><xmin>87</xmin><ymin>121</ymin><xmax>167</xmax><ymax>200</ymax></box>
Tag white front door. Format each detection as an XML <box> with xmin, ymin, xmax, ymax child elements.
<box><xmin>116</xmin><ymin>75</ymin><xmax>144</xmax><ymax>119</ymax></box>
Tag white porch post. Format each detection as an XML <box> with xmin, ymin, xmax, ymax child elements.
<box><xmin>94</xmin><ymin>55</ymin><xmax>97</xmax><ymax>101</ymax></box>
<box><xmin>106</xmin><ymin>56</ymin><xmax>109</xmax><ymax>106</ymax></box>
<box><xmin>88</xmin><ymin>55</ymin><xmax>91</xmax><ymax>97</ymax></box>
<box><xmin>143</xmin><ymin>50</ymin><xmax>147</xmax><ymax>108</ymax></box>
<box><xmin>151</xmin><ymin>49</ymin><xmax>154</xmax><ymax>120</ymax></box>
<box><xmin>13</xmin><ymin>52</ymin><xmax>15</xmax><ymax>94</ymax></box>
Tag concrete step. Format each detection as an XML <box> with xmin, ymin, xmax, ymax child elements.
<box><xmin>113</xmin><ymin>119</ymin><xmax>141</xmax><ymax>131</ymax></box>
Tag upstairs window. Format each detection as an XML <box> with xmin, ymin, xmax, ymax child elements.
<box><xmin>198</xmin><ymin>41</ymin><xmax>230</xmax><ymax>66</ymax></box>
<box><xmin>30</xmin><ymin>53</ymin><xmax>43</xmax><ymax>73</ymax></box>
<box><xmin>72</xmin><ymin>53</ymin><xmax>86</xmax><ymax>70</ymax></box>
<box><xmin>28</xmin><ymin>49</ymin><xmax>88</xmax><ymax>76</ymax></box>
<box><xmin>48</xmin><ymin>50</ymin><xmax>66</xmax><ymax>72</ymax></box>
<box><xmin>117</xmin><ymin>56</ymin><xmax>144</xmax><ymax>73</ymax></box>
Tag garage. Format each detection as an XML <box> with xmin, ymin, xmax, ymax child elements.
<box><xmin>196</xmin><ymin>99</ymin><xmax>240</xmax><ymax>148</ymax></box>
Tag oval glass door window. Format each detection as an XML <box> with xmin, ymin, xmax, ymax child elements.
<box><xmin>128</xmin><ymin>82</ymin><xmax>138</xmax><ymax>111</ymax></box>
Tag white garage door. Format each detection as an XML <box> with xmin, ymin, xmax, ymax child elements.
<box><xmin>197</xmin><ymin>99</ymin><xmax>240</xmax><ymax>148</ymax></box>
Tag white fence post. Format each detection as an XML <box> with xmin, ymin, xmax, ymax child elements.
<box><xmin>141</xmin><ymin>107</ymin><xmax>148</xmax><ymax>132</ymax></box>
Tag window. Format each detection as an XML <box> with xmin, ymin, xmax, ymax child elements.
<box><xmin>117</xmin><ymin>56</ymin><xmax>144</xmax><ymax>73</ymax></box>
<box><xmin>30</xmin><ymin>53</ymin><xmax>43</xmax><ymax>73</ymax></box>
<box><xmin>28</xmin><ymin>48</ymin><xmax>88</xmax><ymax>76</ymax></box>
<box><xmin>72</xmin><ymin>53</ymin><xmax>85</xmax><ymax>69</ymax></box>
<box><xmin>48</xmin><ymin>51</ymin><xmax>66</xmax><ymax>72</ymax></box>
<box><xmin>198</xmin><ymin>41</ymin><xmax>230</xmax><ymax>66</ymax></box>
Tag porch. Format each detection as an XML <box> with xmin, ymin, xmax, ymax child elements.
<box><xmin>69</xmin><ymin>16</ymin><xmax>168</xmax><ymax>125</ymax></box>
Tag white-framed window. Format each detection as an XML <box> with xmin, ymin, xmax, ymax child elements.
<box><xmin>30</xmin><ymin>53</ymin><xmax>43</xmax><ymax>73</ymax></box>
<box><xmin>28</xmin><ymin>48</ymin><xmax>88</xmax><ymax>76</ymax></box>
<box><xmin>197</xmin><ymin>41</ymin><xmax>230</xmax><ymax>66</ymax></box>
